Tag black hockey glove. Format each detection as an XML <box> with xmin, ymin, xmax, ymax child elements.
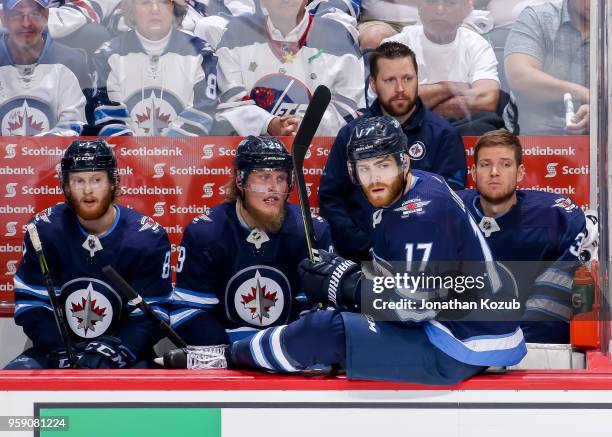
<box><xmin>298</xmin><ymin>250</ymin><xmax>362</xmax><ymax>310</ymax></box>
<box><xmin>47</xmin><ymin>348</ymin><xmax>77</xmax><ymax>369</ymax></box>
<box><xmin>74</xmin><ymin>336</ymin><xmax>134</xmax><ymax>369</ymax></box>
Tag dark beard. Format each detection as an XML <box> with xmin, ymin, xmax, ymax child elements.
<box><xmin>379</xmin><ymin>95</ymin><xmax>416</xmax><ymax>118</ymax></box>
<box><xmin>66</xmin><ymin>190</ymin><xmax>114</xmax><ymax>221</ymax></box>
<box><xmin>243</xmin><ymin>199</ymin><xmax>286</xmax><ymax>233</ymax></box>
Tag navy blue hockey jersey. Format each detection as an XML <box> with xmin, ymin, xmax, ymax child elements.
<box><xmin>319</xmin><ymin>98</ymin><xmax>467</xmax><ymax>261</ymax></box>
<box><xmin>171</xmin><ymin>202</ymin><xmax>333</xmax><ymax>345</ymax></box>
<box><xmin>370</xmin><ymin>170</ymin><xmax>526</xmax><ymax>367</ymax></box>
<box><xmin>14</xmin><ymin>204</ymin><xmax>173</xmax><ymax>359</ymax></box>
<box><xmin>459</xmin><ymin>189</ymin><xmax>587</xmax><ymax>343</ymax></box>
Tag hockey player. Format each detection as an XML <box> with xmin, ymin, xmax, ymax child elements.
<box><xmin>225</xmin><ymin>117</ymin><xmax>526</xmax><ymax>385</ymax></box>
<box><xmin>91</xmin><ymin>0</ymin><xmax>218</xmax><ymax>136</ymax></box>
<box><xmin>459</xmin><ymin>130</ymin><xmax>589</xmax><ymax>343</ymax></box>
<box><xmin>215</xmin><ymin>0</ymin><xmax>365</xmax><ymax>136</ymax></box>
<box><xmin>0</xmin><ymin>0</ymin><xmax>89</xmax><ymax>136</ymax></box>
<box><xmin>5</xmin><ymin>140</ymin><xmax>173</xmax><ymax>369</ymax></box>
<box><xmin>170</xmin><ymin>135</ymin><xmax>333</xmax><ymax>345</ymax></box>
<box><xmin>319</xmin><ymin>42</ymin><xmax>467</xmax><ymax>262</ymax></box>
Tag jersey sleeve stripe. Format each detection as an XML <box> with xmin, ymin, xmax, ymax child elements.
<box><xmin>525</xmin><ymin>297</ymin><xmax>572</xmax><ymax>321</ymax></box>
<box><xmin>172</xmin><ymin>288</ymin><xmax>219</xmax><ymax>305</ymax></box>
<box><xmin>170</xmin><ymin>308</ymin><xmax>204</xmax><ymax>328</ymax></box>
<box><xmin>14</xmin><ymin>301</ymin><xmax>53</xmax><ymax>316</ymax></box>
<box><xmin>534</xmin><ymin>268</ymin><xmax>574</xmax><ymax>292</ymax></box>
<box><xmin>248</xmin><ymin>329</ymin><xmax>274</xmax><ymax>370</ymax></box>
<box><xmin>269</xmin><ymin>326</ymin><xmax>298</xmax><ymax>372</ymax></box>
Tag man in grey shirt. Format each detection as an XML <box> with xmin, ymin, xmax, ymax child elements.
<box><xmin>504</xmin><ymin>0</ymin><xmax>589</xmax><ymax>135</ymax></box>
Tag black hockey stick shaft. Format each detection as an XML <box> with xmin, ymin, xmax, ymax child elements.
<box><xmin>292</xmin><ymin>85</ymin><xmax>332</xmax><ymax>261</ymax></box>
<box><xmin>102</xmin><ymin>265</ymin><xmax>188</xmax><ymax>348</ymax></box>
<box><xmin>26</xmin><ymin>223</ymin><xmax>78</xmax><ymax>367</ymax></box>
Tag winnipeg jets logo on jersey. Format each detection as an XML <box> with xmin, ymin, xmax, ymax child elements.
<box><xmin>1</xmin><ymin>98</ymin><xmax>52</xmax><ymax>136</ymax></box>
<box><xmin>34</xmin><ymin>207</ymin><xmax>54</xmax><ymax>224</ymax></box>
<box><xmin>408</xmin><ymin>141</ymin><xmax>426</xmax><ymax>160</ymax></box>
<box><xmin>62</xmin><ymin>278</ymin><xmax>121</xmax><ymax>339</ymax></box>
<box><xmin>228</xmin><ymin>267</ymin><xmax>289</xmax><ymax>327</ymax></box>
<box><xmin>553</xmin><ymin>197</ymin><xmax>577</xmax><ymax>213</ymax></box>
<box><xmin>138</xmin><ymin>216</ymin><xmax>161</xmax><ymax>233</ymax></box>
<box><xmin>193</xmin><ymin>213</ymin><xmax>212</xmax><ymax>223</ymax></box>
<box><xmin>249</xmin><ymin>74</ymin><xmax>311</xmax><ymax>118</ymax></box>
<box><xmin>126</xmin><ymin>88</ymin><xmax>182</xmax><ymax>136</ymax></box>
<box><xmin>394</xmin><ymin>199</ymin><xmax>431</xmax><ymax>217</ymax></box>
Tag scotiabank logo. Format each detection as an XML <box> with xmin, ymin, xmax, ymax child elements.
<box><xmin>202</xmin><ymin>183</ymin><xmax>215</xmax><ymax>198</ymax></box>
<box><xmin>202</xmin><ymin>144</ymin><xmax>214</xmax><ymax>159</ymax></box>
<box><xmin>545</xmin><ymin>163</ymin><xmax>558</xmax><ymax>178</ymax></box>
<box><xmin>4</xmin><ymin>144</ymin><xmax>17</xmax><ymax>159</ymax></box>
<box><xmin>5</xmin><ymin>183</ymin><xmax>17</xmax><ymax>198</ymax></box>
<box><xmin>306</xmin><ymin>183</ymin><xmax>313</xmax><ymax>197</ymax></box>
<box><xmin>5</xmin><ymin>260</ymin><xmax>17</xmax><ymax>276</ymax></box>
<box><xmin>5</xmin><ymin>221</ymin><xmax>18</xmax><ymax>237</ymax></box>
<box><xmin>153</xmin><ymin>201</ymin><xmax>166</xmax><ymax>217</ymax></box>
<box><xmin>153</xmin><ymin>163</ymin><xmax>166</xmax><ymax>179</ymax></box>
<box><xmin>305</xmin><ymin>148</ymin><xmax>312</xmax><ymax>159</ymax></box>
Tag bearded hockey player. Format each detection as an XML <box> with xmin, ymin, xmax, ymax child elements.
<box><xmin>5</xmin><ymin>140</ymin><xmax>173</xmax><ymax>369</ymax></box>
<box><xmin>215</xmin><ymin>0</ymin><xmax>364</xmax><ymax>136</ymax></box>
<box><xmin>0</xmin><ymin>0</ymin><xmax>89</xmax><ymax>136</ymax></box>
<box><xmin>459</xmin><ymin>130</ymin><xmax>591</xmax><ymax>343</ymax></box>
<box><xmin>224</xmin><ymin>116</ymin><xmax>526</xmax><ymax>385</ymax></box>
<box><xmin>170</xmin><ymin>135</ymin><xmax>333</xmax><ymax>346</ymax></box>
<box><xmin>91</xmin><ymin>0</ymin><xmax>218</xmax><ymax>136</ymax></box>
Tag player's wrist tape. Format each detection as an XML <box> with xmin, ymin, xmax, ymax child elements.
<box><xmin>159</xmin><ymin>345</ymin><xmax>229</xmax><ymax>369</ymax></box>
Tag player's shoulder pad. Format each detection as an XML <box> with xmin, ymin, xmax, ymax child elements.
<box><xmin>184</xmin><ymin>204</ymin><xmax>228</xmax><ymax>238</ymax></box>
<box><xmin>311</xmin><ymin>213</ymin><xmax>331</xmax><ymax>237</ymax></box>
<box><xmin>121</xmin><ymin>206</ymin><xmax>167</xmax><ymax>237</ymax></box>
<box><xmin>456</xmin><ymin>188</ymin><xmax>477</xmax><ymax>205</ymax></box>
<box><xmin>30</xmin><ymin>202</ymin><xmax>68</xmax><ymax>229</ymax></box>
<box><xmin>93</xmin><ymin>39</ymin><xmax>114</xmax><ymax>57</ymax></box>
<box><xmin>307</xmin><ymin>15</ymin><xmax>360</xmax><ymax>57</ymax></box>
<box><xmin>523</xmin><ymin>190</ymin><xmax>581</xmax><ymax>216</ymax></box>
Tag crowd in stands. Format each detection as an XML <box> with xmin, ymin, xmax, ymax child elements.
<box><xmin>0</xmin><ymin>0</ymin><xmax>590</xmax><ymax>137</ymax></box>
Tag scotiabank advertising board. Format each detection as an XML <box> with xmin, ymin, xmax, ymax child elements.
<box><xmin>0</xmin><ymin>136</ymin><xmax>589</xmax><ymax>306</ymax></box>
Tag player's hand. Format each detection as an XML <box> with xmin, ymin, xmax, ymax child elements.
<box><xmin>267</xmin><ymin>116</ymin><xmax>301</xmax><ymax>136</ymax></box>
<box><xmin>47</xmin><ymin>348</ymin><xmax>79</xmax><ymax>369</ymax></box>
<box><xmin>298</xmin><ymin>249</ymin><xmax>361</xmax><ymax>309</ymax></box>
<box><xmin>74</xmin><ymin>336</ymin><xmax>134</xmax><ymax>369</ymax></box>
<box><xmin>566</xmin><ymin>104</ymin><xmax>589</xmax><ymax>133</ymax></box>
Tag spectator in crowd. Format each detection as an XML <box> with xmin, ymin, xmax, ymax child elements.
<box><xmin>357</xmin><ymin>0</ymin><xmax>418</xmax><ymax>49</ymax></box>
<box><xmin>0</xmin><ymin>0</ymin><xmax>88</xmax><ymax>136</ymax></box>
<box><xmin>169</xmin><ymin>136</ymin><xmax>333</xmax><ymax>346</ymax></box>
<box><xmin>383</xmin><ymin>0</ymin><xmax>504</xmax><ymax>135</ymax></box>
<box><xmin>319</xmin><ymin>42</ymin><xmax>467</xmax><ymax>262</ymax></box>
<box><xmin>215</xmin><ymin>0</ymin><xmax>364</xmax><ymax>136</ymax></box>
<box><xmin>91</xmin><ymin>0</ymin><xmax>218</xmax><ymax>136</ymax></box>
<box><xmin>504</xmin><ymin>0</ymin><xmax>589</xmax><ymax>135</ymax></box>
<box><xmin>459</xmin><ymin>130</ymin><xmax>591</xmax><ymax>343</ymax></box>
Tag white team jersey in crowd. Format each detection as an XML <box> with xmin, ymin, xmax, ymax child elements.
<box><xmin>0</xmin><ymin>35</ymin><xmax>87</xmax><ymax>136</ymax></box>
<box><xmin>91</xmin><ymin>29</ymin><xmax>218</xmax><ymax>136</ymax></box>
<box><xmin>384</xmin><ymin>26</ymin><xmax>500</xmax><ymax>86</ymax></box>
<box><xmin>216</xmin><ymin>10</ymin><xmax>364</xmax><ymax>136</ymax></box>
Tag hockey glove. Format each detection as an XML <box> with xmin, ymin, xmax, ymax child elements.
<box><xmin>74</xmin><ymin>336</ymin><xmax>134</xmax><ymax>369</ymax></box>
<box><xmin>46</xmin><ymin>348</ymin><xmax>77</xmax><ymax>369</ymax></box>
<box><xmin>298</xmin><ymin>250</ymin><xmax>362</xmax><ymax>310</ymax></box>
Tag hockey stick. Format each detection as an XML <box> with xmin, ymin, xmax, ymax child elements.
<box><xmin>292</xmin><ymin>85</ymin><xmax>332</xmax><ymax>261</ymax></box>
<box><xmin>25</xmin><ymin>223</ymin><xmax>78</xmax><ymax>368</ymax></box>
<box><xmin>102</xmin><ymin>265</ymin><xmax>188</xmax><ymax>348</ymax></box>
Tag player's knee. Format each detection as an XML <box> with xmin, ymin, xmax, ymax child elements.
<box><xmin>282</xmin><ymin>310</ymin><xmax>346</xmax><ymax>366</ymax></box>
